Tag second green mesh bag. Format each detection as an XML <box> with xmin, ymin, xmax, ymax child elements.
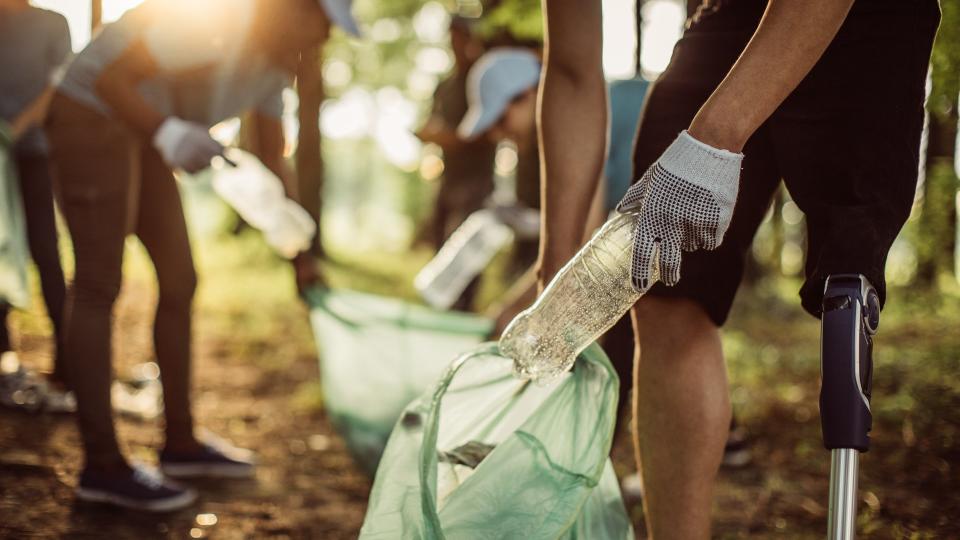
<box><xmin>0</xmin><ymin>122</ymin><xmax>30</xmax><ymax>309</ymax></box>
<box><xmin>306</xmin><ymin>287</ymin><xmax>493</xmax><ymax>472</ymax></box>
<box><xmin>360</xmin><ymin>342</ymin><xmax>634</xmax><ymax>539</ymax></box>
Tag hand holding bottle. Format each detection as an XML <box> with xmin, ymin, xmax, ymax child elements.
<box><xmin>617</xmin><ymin>130</ymin><xmax>743</xmax><ymax>292</ymax></box>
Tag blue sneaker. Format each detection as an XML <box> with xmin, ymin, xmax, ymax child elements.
<box><xmin>160</xmin><ymin>434</ymin><xmax>255</xmax><ymax>479</ymax></box>
<box><xmin>76</xmin><ymin>464</ymin><xmax>197</xmax><ymax>512</ymax></box>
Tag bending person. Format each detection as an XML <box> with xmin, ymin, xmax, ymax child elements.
<box><xmin>47</xmin><ymin>0</ymin><xmax>358</xmax><ymax>512</ymax></box>
<box><xmin>537</xmin><ymin>0</ymin><xmax>939</xmax><ymax>537</ymax></box>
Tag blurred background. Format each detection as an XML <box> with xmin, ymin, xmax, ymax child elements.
<box><xmin>2</xmin><ymin>0</ymin><xmax>959</xmax><ymax>538</ymax></box>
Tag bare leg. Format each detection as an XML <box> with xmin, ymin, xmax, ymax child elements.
<box><xmin>631</xmin><ymin>296</ymin><xmax>731</xmax><ymax>539</ymax></box>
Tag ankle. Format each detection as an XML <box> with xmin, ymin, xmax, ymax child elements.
<box><xmin>84</xmin><ymin>458</ymin><xmax>131</xmax><ymax>476</ymax></box>
<box><xmin>163</xmin><ymin>437</ymin><xmax>202</xmax><ymax>455</ymax></box>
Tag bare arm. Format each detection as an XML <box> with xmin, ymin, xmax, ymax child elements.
<box><xmin>536</xmin><ymin>0</ymin><xmax>607</xmax><ymax>289</ymax></box>
<box><xmin>488</xmin><ymin>265</ymin><xmax>539</xmax><ymax>336</ymax></box>
<box><xmin>537</xmin><ymin>0</ymin><xmax>855</xmax><ymax>287</ymax></box>
<box><xmin>415</xmin><ymin>116</ymin><xmax>465</xmax><ymax>149</ymax></box>
<box><xmin>94</xmin><ymin>38</ymin><xmax>168</xmax><ymax>137</ymax></box>
<box><xmin>10</xmin><ymin>87</ymin><xmax>55</xmax><ymax>141</ymax></box>
<box><xmin>688</xmin><ymin>0</ymin><xmax>855</xmax><ymax>151</ymax></box>
<box><xmin>252</xmin><ymin>111</ymin><xmax>322</xmax><ymax>287</ymax></box>
<box><xmin>583</xmin><ymin>177</ymin><xmax>608</xmax><ymax>241</ymax></box>
<box><xmin>491</xmin><ymin>181</ymin><xmax>606</xmax><ymax>334</ymax></box>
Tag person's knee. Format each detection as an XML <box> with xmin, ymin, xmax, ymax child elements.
<box><xmin>72</xmin><ymin>273</ymin><xmax>122</xmax><ymax>308</ymax></box>
<box><xmin>29</xmin><ymin>243</ymin><xmax>64</xmax><ymax>277</ymax></box>
<box><xmin>633</xmin><ymin>295</ymin><xmax>718</xmax><ymax>348</ymax></box>
<box><xmin>158</xmin><ymin>266</ymin><xmax>197</xmax><ymax>311</ymax></box>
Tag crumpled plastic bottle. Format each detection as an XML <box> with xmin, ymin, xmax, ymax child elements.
<box><xmin>499</xmin><ymin>212</ymin><xmax>657</xmax><ymax>381</ymax></box>
<box><xmin>211</xmin><ymin>148</ymin><xmax>316</xmax><ymax>258</ymax></box>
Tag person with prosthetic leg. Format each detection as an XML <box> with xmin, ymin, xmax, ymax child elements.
<box><xmin>536</xmin><ymin>0</ymin><xmax>940</xmax><ymax>537</ymax></box>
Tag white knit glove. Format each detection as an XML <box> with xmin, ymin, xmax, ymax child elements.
<box><xmin>152</xmin><ymin>117</ymin><xmax>223</xmax><ymax>173</ymax></box>
<box><xmin>616</xmin><ymin>130</ymin><xmax>743</xmax><ymax>292</ymax></box>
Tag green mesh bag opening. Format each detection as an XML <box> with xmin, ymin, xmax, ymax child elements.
<box><xmin>360</xmin><ymin>342</ymin><xmax>634</xmax><ymax>539</ymax></box>
<box><xmin>0</xmin><ymin>122</ymin><xmax>30</xmax><ymax>309</ymax></box>
<box><xmin>306</xmin><ymin>287</ymin><xmax>494</xmax><ymax>472</ymax></box>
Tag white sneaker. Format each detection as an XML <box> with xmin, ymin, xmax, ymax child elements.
<box><xmin>44</xmin><ymin>382</ymin><xmax>77</xmax><ymax>414</ymax></box>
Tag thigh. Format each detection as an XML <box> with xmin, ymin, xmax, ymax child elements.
<box><xmin>46</xmin><ymin>96</ymin><xmax>135</xmax><ymax>290</ymax></box>
<box><xmin>134</xmin><ymin>146</ymin><xmax>196</xmax><ymax>290</ymax></box>
<box><xmin>772</xmin><ymin>0</ymin><xmax>940</xmax><ymax>316</ymax></box>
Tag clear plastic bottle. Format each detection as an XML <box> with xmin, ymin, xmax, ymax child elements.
<box><xmin>499</xmin><ymin>212</ymin><xmax>656</xmax><ymax>381</ymax></box>
<box><xmin>211</xmin><ymin>149</ymin><xmax>316</xmax><ymax>258</ymax></box>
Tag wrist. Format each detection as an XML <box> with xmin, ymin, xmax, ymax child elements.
<box><xmin>146</xmin><ymin>115</ymin><xmax>167</xmax><ymax>139</ymax></box>
<box><xmin>688</xmin><ymin>109</ymin><xmax>752</xmax><ymax>153</ymax></box>
<box><xmin>536</xmin><ymin>247</ymin><xmax>574</xmax><ymax>283</ymax></box>
<box><xmin>661</xmin><ymin>130</ymin><xmax>743</xmax><ymax>176</ymax></box>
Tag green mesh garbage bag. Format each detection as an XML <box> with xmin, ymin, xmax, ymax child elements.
<box><xmin>306</xmin><ymin>287</ymin><xmax>494</xmax><ymax>472</ymax></box>
<box><xmin>360</xmin><ymin>342</ymin><xmax>634</xmax><ymax>539</ymax></box>
<box><xmin>0</xmin><ymin>122</ymin><xmax>30</xmax><ymax>308</ymax></box>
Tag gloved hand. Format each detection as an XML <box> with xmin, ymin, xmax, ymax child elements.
<box><xmin>152</xmin><ymin>117</ymin><xmax>223</xmax><ymax>173</ymax></box>
<box><xmin>616</xmin><ymin>130</ymin><xmax>743</xmax><ymax>292</ymax></box>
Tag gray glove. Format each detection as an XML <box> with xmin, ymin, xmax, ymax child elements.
<box><xmin>152</xmin><ymin>117</ymin><xmax>223</xmax><ymax>173</ymax></box>
<box><xmin>616</xmin><ymin>130</ymin><xmax>743</xmax><ymax>292</ymax></box>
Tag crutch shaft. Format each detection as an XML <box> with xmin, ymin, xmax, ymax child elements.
<box><xmin>828</xmin><ymin>448</ymin><xmax>859</xmax><ymax>540</ymax></box>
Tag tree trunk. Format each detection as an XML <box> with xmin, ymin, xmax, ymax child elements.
<box><xmin>296</xmin><ymin>45</ymin><xmax>325</xmax><ymax>257</ymax></box>
<box><xmin>91</xmin><ymin>0</ymin><xmax>102</xmax><ymax>32</ymax></box>
<box><xmin>915</xmin><ymin>106</ymin><xmax>959</xmax><ymax>286</ymax></box>
<box><xmin>635</xmin><ymin>0</ymin><xmax>643</xmax><ymax>75</ymax></box>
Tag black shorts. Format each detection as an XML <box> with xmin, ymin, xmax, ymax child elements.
<box><xmin>632</xmin><ymin>0</ymin><xmax>940</xmax><ymax>325</ymax></box>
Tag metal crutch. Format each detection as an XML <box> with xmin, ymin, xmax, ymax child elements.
<box><xmin>820</xmin><ymin>274</ymin><xmax>880</xmax><ymax>540</ymax></box>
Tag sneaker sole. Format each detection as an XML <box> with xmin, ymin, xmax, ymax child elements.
<box><xmin>160</xmin><ymin>462</ymin><xmax>255</xmax><ymax>479</ymax></box>
<box><xmin>722</xmin><ymin>448</ymin><xmax>753</xmax><ymax>468</ymax></box>
<box><xmin>75</xmin><ymin>486</ymin><xmax>197</xmax><ymax>512</ymax></box>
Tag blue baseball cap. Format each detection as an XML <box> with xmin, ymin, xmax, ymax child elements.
<box><xmin>458</xmin><ymin>48</ymin><xmax>541</xmax><ymax>140</ymax></box>
<box><xmin>320</xmin><ymin>0</ymin><xmax>360</xmax><ymax>36</ymax></box>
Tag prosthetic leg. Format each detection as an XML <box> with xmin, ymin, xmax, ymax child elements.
<box><xmin>820</xmin><ymin>275</ymin><xmax>880</xmax><ymax>540</ymax></box>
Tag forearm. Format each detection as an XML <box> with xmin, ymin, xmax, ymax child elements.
<box><xmin>581</xmin><ymin>177</ymin><xmax>608</xmax><ymax>244</ymax></box>
<box><xmin>95</xmin><ymin>40</ymin><xmax>165</xmax><ymax>137</ymax></box>
<box><xmin>689</xmin><ymin>0</ymin><xmax>855</xmax><ymax>151</ymax></box>
<box><xmin>95</xmin><ymin>75</ymin><xmax>164</xmax><ymax>137</ymax></box>
<box><xmin>416</xmin><ymin>117</ymin><xmax>463</xmax><ymax>148</ymax></box>
<box><xmin>10</xmin><ymin>87</ymin><xmax>55</xmax><ymax>140</ymax></box>
<box><xmin>537</xmin><ymin>0</ymin><xmax>607</xmax><ymax>283</ymax></box>
<box><xmin>488</xmin><ymin>265</ymin><xmax>539</xmax><ymax>335</ymax></box>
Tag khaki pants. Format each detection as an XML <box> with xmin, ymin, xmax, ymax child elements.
<box><xmin>47</xmin><ymin>93</ymin><xmax>196</xmax><ymax>468</ymax></box>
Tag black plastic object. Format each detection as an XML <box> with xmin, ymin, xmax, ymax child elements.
<box><xmin>820</xmin><ymin>274</ymin><xmax>879</xmax><ymax>452</ymax></box>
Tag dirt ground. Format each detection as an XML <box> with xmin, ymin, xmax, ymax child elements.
<box><xmin>1</xmin><ymin>272</ymin><xmax>958</xmax><ymax>539</ymax></box>
<box><xmin>0</xmin><ymin>278</ymin><xmax>371</xmax><ymax>539</ymax></box>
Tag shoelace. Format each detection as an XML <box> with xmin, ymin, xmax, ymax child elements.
<box><xmin>132</xmin><ymin>466</ymin><xmax>165</xmax><ymax>491</ymax></box>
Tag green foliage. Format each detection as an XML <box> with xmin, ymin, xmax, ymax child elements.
<box><xmin>322</xmin><ymin>0</ymin><xmax>448</xmax><ymax>101</ymax></box>
<box><xmin>911</xmin><ymin>161</ymin><xmax>959</xmax><ymax>284</ymax></box>
<box><xmin>476</xmin><ymin>0</ymin><xmax>543</xmax><ymax>42</ymax></box>
<box><xmin>929</xmin><ymin>0</ymin><xmax>960</xmax><ymax>122</ymax></box>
